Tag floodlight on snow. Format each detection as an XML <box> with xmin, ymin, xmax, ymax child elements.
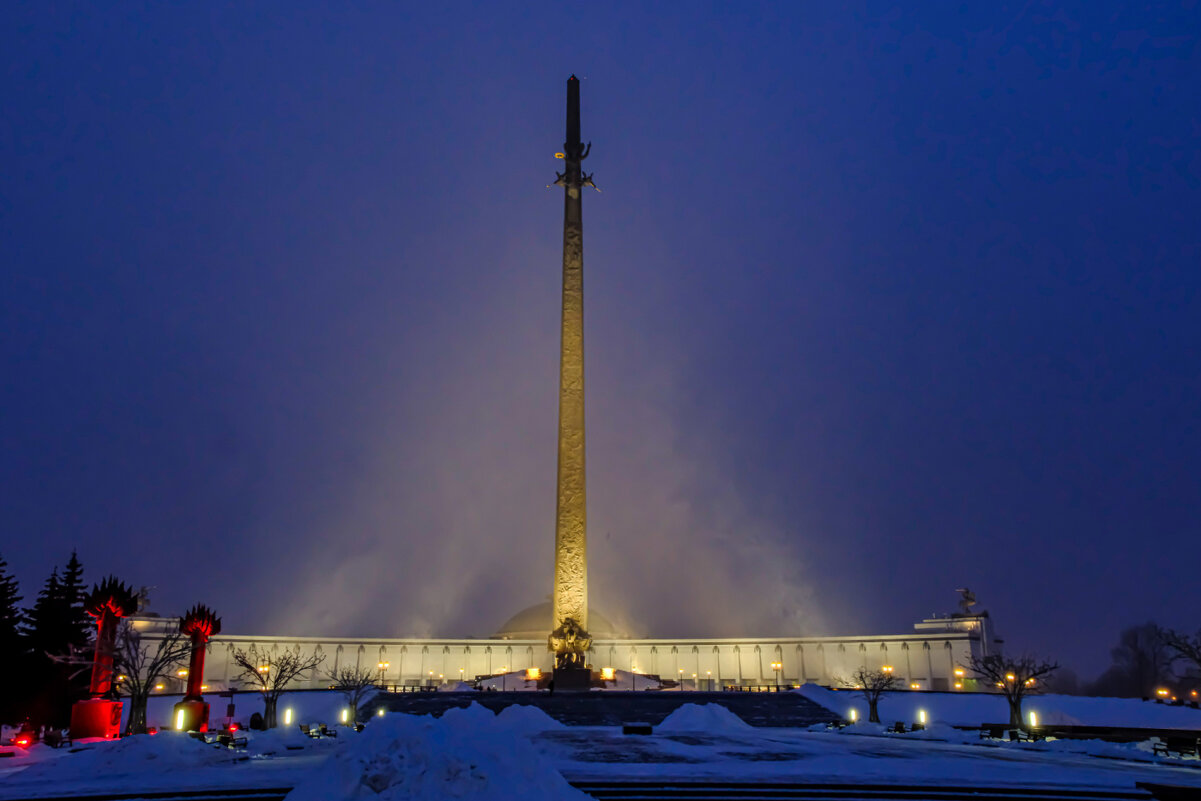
<box><xmin>175</xmin><ymin>709</ymin><xmax>186</xmax><ymax>730</ymax></box>
<box><xmin>377</xmin><ymin>707</ymin><xmax>385</xmax><ymax>717</ymax></box>
<box><xmin>341</xmin><ymin>708</ymin><xmax>349</xmax><ymax>724</ymax></box>
<box><xmin>917</xmin><ymin>709</ymin><xmax>927</xmax><ymax>726</ymax></box>
<box><xmin>601</xmin><ymin>667</ymin><xmax>614</xmax><ymax>680</ymax></box>
<box><xmin>849</xmin><ymin>708</ymin><xmax>857</xmax><ymax>723</ymax></box>
<box><xmin>1029</xmin><ymin>711</ymin><xmax>1038</xmax><ymax>728</ymax></box>
<box><xmin>283</xmin><ymin>708</ymin><xmax>293</xmax><ymax>726</ymax></box>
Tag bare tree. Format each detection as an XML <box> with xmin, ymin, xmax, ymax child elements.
<box><xmin>326</xmin><ymin>664</ymin><xmax>378</xmax><ymax>724</ymax></box>
<box><xmin>1161</xmin><ymin>628</ymin><xmax>1201</xmax><ymax>689</ymax></box>
<box><xmin>840</xmin><ymin>667</ymin><xmax>900</xmax><ymax>723</ymax></box>
<box><xmin>50</xmin><ymin>621</ymin><xmax>192</xmax><ymax>735</ymax></box>
<box><xmin>970</xmin><ymin>653</ymin><xmax>1059</xmax><ymax>727</ymax></box>
<box><xmin>232</xmin><ymin>646</ymin><xmax>325</xmax><ymax>729</ymax></box>
<box><xmin>114</xmin><ymin>623</ymin><xmax>193</xmax><ymax>734</ymax></box>
<box><xmin>1086</xmin><ymin>623</ymin><xmax>1172</xmax><ymax>698</ymax></box>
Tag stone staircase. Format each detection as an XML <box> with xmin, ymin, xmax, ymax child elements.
<box><xmin>371</xmin><ymin>690</ymin><xmax>841</xmax><ymax>727</ymax></box>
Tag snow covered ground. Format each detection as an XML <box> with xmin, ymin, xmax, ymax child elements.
<box><xmin>798</xmin><ymin>684</ymin><xmax>1201</xmax><ymax>730</ymax></box>
<box><xmin>3</xmin><ymin>699</ymin><xmax>1201</xmax><ymax>800</ymax></box>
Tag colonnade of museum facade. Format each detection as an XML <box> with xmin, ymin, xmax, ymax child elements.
<box><xmin>131</xmin><ymin>615</ymin><xmax>997</xmax><ymax>693</ymax></box>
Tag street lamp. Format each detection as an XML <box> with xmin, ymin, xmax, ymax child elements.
<box><xmin>771</xmin><ymin>661</ymin><xmax>782</xmax><ymax>689</ymax></box>
<box><xmin>678</xmin><ymin>668</ymin><xmax>685</xmax><ymax>691</ymax></box>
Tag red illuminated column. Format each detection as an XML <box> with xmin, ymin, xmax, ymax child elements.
<box><xmin>180</xmin><ymin>605</ymin><xmax>221</xmax><ymax>701</ymax></box>
<box><xmin>174</xmin><ymin>605</ymin><xmax>221</xmax><ymax>732</ymax></box>
<box><xmin>71</xmin><ymin>578</ymin><xmax>138</xmax><ymax>739</ymax></box>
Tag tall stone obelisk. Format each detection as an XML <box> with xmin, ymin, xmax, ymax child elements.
<box><xmin>549</xmin><ymin>75</ymin><xmax>595</xmax><ymax>673</ymax></box>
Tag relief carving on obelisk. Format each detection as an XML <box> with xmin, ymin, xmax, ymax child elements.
<box><xmin>550</xmin><ymin>75</ymin><xmax>595</xmax><ymax>671</ymax></box>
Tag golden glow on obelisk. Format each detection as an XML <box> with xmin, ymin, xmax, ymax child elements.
<box><xmin>550</xmin><ymin>75</ymin><xmax>595</xmax><ymax>662</ymax></box>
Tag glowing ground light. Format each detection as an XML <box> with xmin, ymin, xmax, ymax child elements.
<box><xmin>377</xmin><ymin>708</ymin><xmax>385</xmax><ymax>717</ymax></box>
<box><xmin>175</xmin><ymin>709</ymin><xmax>186</xmax><ymax>730</ymax></box>
<box><xmin>601</xmin><ymin>667</ymin><xmax>615</xmax><ymax>680</ymax></box>
<box><xmin>526</xmin><ymin>667</ymin><xmax>541</xmax><ymax>680</ymax></box>
<box><xmin>849</xmin><ymin>708</ymin><xmax>857</xmax><ymax>722</ymax></box>
<box><xmin>283</xmin><ymin>708</ymin><xmax>293</xmax><ymax>726</ymax></box>
<box><xmin>1029</xmin><ymin>711</ymin><xmax>1038</xmax><ymax>728</ymax></box>
<box><xmin>918</xmin><ymin>709</ymin><xmax>927</xmax><ymax>725</ymax></box>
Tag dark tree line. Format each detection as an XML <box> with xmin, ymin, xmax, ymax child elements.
<box><xmin>0</xmin><ymin>551</ymin><xmax>93</xmax><ymax>727</ymax></box>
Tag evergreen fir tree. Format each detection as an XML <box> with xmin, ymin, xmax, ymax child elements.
<box><xmin>60</xmin><ymin>551</ymin><xmax>91</xmax><ymax>650</ymax></box>
<box><xmin>0</xmin><ymin>554</ymin><xmax>22</xmax><ymax>650</ymax></box>
<box><xmin>21</xmin><ymin>555</ymin><xmax>95</xmax><ymax>727</ymax></box>
<box><xmin>24</xmin><ymin>568</ymin><xmax>64</xmax><ymax>656</ymax></box>
<box><xmin>0</xmin><ymin>554</ymin><xmax>24</xmax><ymax>722</ymax></box>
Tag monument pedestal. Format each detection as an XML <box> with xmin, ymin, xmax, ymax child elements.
<box><xmin>172</xmin><ymin>698</ymin><xmax>211</xmax><ymax>732</ymax></box>
<box><xmin>70</xmin><ymin>698</ymin><xmax>122</xmax><ymax>739</ymax></box>
<box><xmin>552</xmin><ymin>667</ymin><xmax>594</xmax><ymax>692</ymax></box>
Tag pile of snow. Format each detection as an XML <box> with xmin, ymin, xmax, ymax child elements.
<box><xmin>495</xmin><ymin>704</ymin><xmax>565</xmax><ymax>735</ymax></box>
<box><xmin>657</xmin><ymin>703</ymin><xmax>752</xmax><ymax>733</ymax></box>
<box><xmin>14</xmin><ymin>732</ymin><xmax>235</xmax><ymax>782</ymax></box>
<box><xmin>439</xmin><ymin>681</ymin><xmax>477</xmax><ymax>693</ymax></box>
<box><xmin>286</xmin><ymin>703</ymin><xmax>590</xmax><ymax>801</ymax></box>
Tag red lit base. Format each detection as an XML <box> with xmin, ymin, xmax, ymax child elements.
<box><xmin>172</xmin><ymin>699</ymin><xmax>211</xmax><ymax>732</ymax></box>
<box><xmin>70</xmin><ymin>698</ymin><xmax>123</xmax><ymax>740</ymax></box>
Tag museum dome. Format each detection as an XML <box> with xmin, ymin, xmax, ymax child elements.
<box><xmin>494</xmin><ymin>601</ymin><xmax>624</xmax><ymax>640</ymax></box>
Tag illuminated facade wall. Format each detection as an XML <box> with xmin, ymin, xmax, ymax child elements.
<box><xmin>130</xmin><ymin>614</ymin><xmax>997</xmax><ymax>693</ymax></box>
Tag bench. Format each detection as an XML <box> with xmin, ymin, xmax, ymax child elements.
<box><xmin>979</xmin><ymin>725</ymin><xmax>1007</xmax><ymax>740</ymax></box>
<box><xmin>623</xmin><ymin>722</ymin><xmax>653</xmax><ymax>735</ymax></box>
<box><xmin>300</xmin><ymin>724</ymin><xmax>339</xmax><ymax>739</ymax></box>
<box><xmin>1153</xmin><ymin>736</ymin><xmax>1200</xmax><ymax>757</ymax></box>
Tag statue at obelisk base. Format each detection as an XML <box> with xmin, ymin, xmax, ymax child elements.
<box><xmin>173</xmin><ymin>604</ymin><xmax>222</xmax><ymax>732</ymax></box>
<box><xmin>548</xmin><ymin>74</ymin><xmax>597</xmax><ymax>691</ymax></box>
<box><xmin>70</xmin><ymin>577</ymin><xmax>138</xmax><ymax>740</ymax></box>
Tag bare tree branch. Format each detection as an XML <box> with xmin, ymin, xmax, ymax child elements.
<box><xmin>838</xmin><ymin>667</ymin><xmax>900</xmax><ymax>723</ymax></box>
<box><xmin>326</xmin><ymin>664</ymin><xmax>378</xmax><ymax>724</ymax></box>
<box><xmin>970</xmin><ymin>653</ymin><xmax>1059</xmax><ymax>727</ymax></box>
<box><xmin>232</xmin><ymin>646</ymin><xmax>325</xmax><ymax>729</ymax></box>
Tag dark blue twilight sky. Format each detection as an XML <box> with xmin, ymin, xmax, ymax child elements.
<box><xmin>2</xmin><ymin>2</ymin><xmax>1199</xmax><ymax>675</ymax></box>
